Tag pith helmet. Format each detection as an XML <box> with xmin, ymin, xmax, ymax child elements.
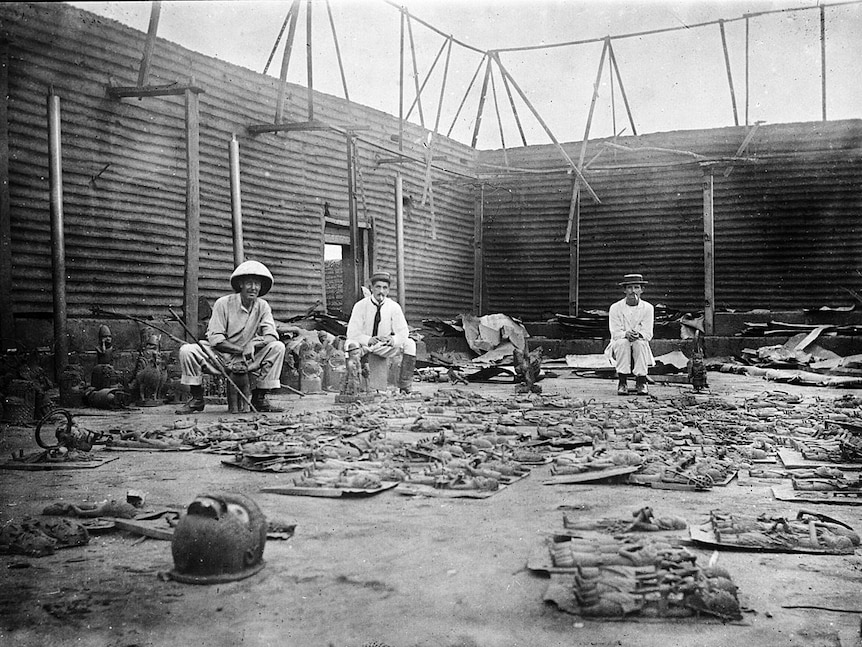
<box><xmin>230</xmin><ymin>260</ymin><xmax>273</xmax><ymax>296</ymax></box>
<box><xmin>169</xmin><ymin>491</ymin><xmax>267</xmax><ymax>584</ymax></box>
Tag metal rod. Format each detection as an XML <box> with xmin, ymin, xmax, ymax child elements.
<box><xmin>489</xmin><ymin>66</ymin><xmax>507</xmax><ymax>160</ymax></box>
<box><xmin>47</xmin><ymin>91</ymin><xmax>69</xmax><ymax>381</ymax></box>
<box><xmin>137</xmin><ymin>1</ymin><xmax>161</xmax><ymax>87</ymax></box>
<box><xmin>168</xmin><ymin>308</ymin><xmax>258</xmax><ymax>411</ymax></box>
<box><xmin>719</xmin><ymin>20</ymin><xmax>739</xmax><ymax>126</ymax></box>
<box><xmin>394</xmin><ymin>173</ymin><xmax>406</xmax><ymax>311</ymax></box>
<box><xmin>473</xmin><ymin>184</ymin><xmax>484</xmax><ymax>315</ymax></box>
<box><xmin>228</xmin><ymin>134</ymin><xmax>245</xmax><ymax>266</ymax></box>
<box><xmin>578</xmin><ymin>39</ymin><xmax>608</xmax><ymax>171</ymax></box>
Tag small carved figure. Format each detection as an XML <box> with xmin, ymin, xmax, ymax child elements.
<box><xmin>336</xmin><ymin>340</ymin><xmax>370</xmax><ymax>402</ymax></box>
<box><xmin>90</xmin><ymin>324</ymin><xmax>118</xmax><ymax>390</ymax></box>
<box><xmin>225</xmin><ymin>356</ymin><xmax>253</xmax><ymax>414</ymax></box>
<box><xmin>687</xmin><ymin>331</ymin><xmax>708</xmax><ymax>392</ymax></box>
<box><xmin>299</xmin><ymin>342</ymin><xmax>324</xmax><ymax>393</ymax></box>
<box><xmin>131</xmin><ymin>334</ymin><xmax>167</xmax><ymax>405</ymax></box>
<box><xmin>513</xmin><ymin>343</ymin><xmax>543</xmax><ymax>394</ymax></box>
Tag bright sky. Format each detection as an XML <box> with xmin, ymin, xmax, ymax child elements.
<box><xmin>69</xmin><ymin>0</ymin><xmax>862</xmax><ymax>147</ymax></box>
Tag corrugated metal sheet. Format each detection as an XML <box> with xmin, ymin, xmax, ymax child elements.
<box><xmin>478</xmin><ymin>121</ymin><xmax>862</xmax><ymax>317</ymax></box>
<box><xmin>2</xmin><ymin>2</ymin><xmax>477</xmax><ymax>323</ymax></box>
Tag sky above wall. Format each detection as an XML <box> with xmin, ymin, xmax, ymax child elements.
<box><xmin>69</xmin><ymin>0</ymin><xmax>862</xmax><ymax>148</ymax></box>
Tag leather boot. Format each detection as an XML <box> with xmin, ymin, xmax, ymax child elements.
<box><xmin>175</xmin><ymin>385</ymin><xmax>205</xmax><ymax>414</ymax></box>
<box><xmin>251</xmin><ymin>389</ymin><xmax>284</xmax><ymax>413</ymax></box>
<box><xmin>617</xmin><ymin>375</ymin><xmax>629</xmax><ymax>396</ymax></box>
<box><xmin>635</xmin><ymin>375</ymin><xmax>648</xmax><ymax>396</ymax></box>
<box><xmin>398</xmin><ymin>354</ymin><xmax>417</xmax><ymax>393</ymax></box>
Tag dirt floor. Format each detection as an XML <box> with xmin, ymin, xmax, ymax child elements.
<box><xmin>1</xmin><ymin>371</ymin><xmax>862</xmax><ymax>647</ymax></box>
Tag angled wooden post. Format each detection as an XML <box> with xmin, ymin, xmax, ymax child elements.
<box><xmin>184</xmin><ymin>87</ymin><xmax>201</xmax><ymax>331</ymax></box>
<box><xmin>471</xmin><ymin>55</ymin><xmax>493</xmax><ymax>148</ymax></box>
<box><xmin>263</xmin><ymin>7</ymin><xmax>293</xmax><ymax>75</ymax></box>
<box><xmin>0</xmin><ymin>39</ymin><xmax>13</xmax><ymax>351</ymax></box>
<box><xmin>494</xmin><ymin>57</ymin><xmax>599</xmax><ymax>202</ymax></box>
<box><xmin>718</xmin><ymin>20</ymin><xmax>739</xmax><ymax>127</ymax></box>
<box><xmin>607</xmin><ymin>40</ymin><xmax>636</xmax><ymax>136</ymax></box>
<box><xmin>275</xmin><ymin>0</ymin><xmax>301</xmax><ymax>124</ymax></box>
<box><xmin>405</xmin><ymin>38</ymin><xmax>447</xmax><ymax>123</ymax></box>
<box><xmin>306</xmin><ymin>0</ymin><xmax>314</xmax><ymax>120</ymax></box>
<box><xmin>325</xmin><ymin>0</ymin><xmax>350</xmax><ymax>102</ymax></box>
<box><xmin>489</xmin><ymin>66</ymin><xmax>508</xmax><ymax>162</ymax></box>
<box><xmin>491</xmin><ymin>52</ymin><xmax>526</xmax><ymax>147</ymax></box>
<box><xmin>446</xmin><ymin>53</ymin><xmax>486</xmax><ymax>139</ymax></box>
<box><xmin>433</xmin><ymin>38</ymin><xmax>452</xmax><ymax>135</ymax></box>
<box><xmin>405</xmin><ymin>11</ymin><xmax>425</xmax><ymax>128</ymax></box>
<box><xmin>395</xmin><ymin>173</ymin><xmax>406</xmax><ymax>311</ymax></box>
<box><xmin>137</xmin><ymin>1</ymin><xmax>161</xmax><ymax>87</ymax></box>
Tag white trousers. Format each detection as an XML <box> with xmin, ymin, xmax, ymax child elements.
<box><xmin>178</xmin><ymin>340</ymin><xmax>285</xmax><ymax>390</ymax></box>
<box><xmin>608</xmin><ymin>338</ymin><xmax>652</xmax><ymax>377</ymax></box>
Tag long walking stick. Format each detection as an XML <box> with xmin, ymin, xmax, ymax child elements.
<box><xmin>168</xmin><ymin>308</ymin><xmax>259</xmax><ymax>413</ymax></box>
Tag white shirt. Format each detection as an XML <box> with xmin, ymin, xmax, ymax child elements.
<box><xmin>346</xmin><ymin>296</ymin><xmax>410</xmax><ymax>348</ymax></box>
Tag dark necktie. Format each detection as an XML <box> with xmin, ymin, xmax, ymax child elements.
<box><xmin>371</xmin><ymin>299</ymin><xmax>383</xmax><ymax>337</ymax></box>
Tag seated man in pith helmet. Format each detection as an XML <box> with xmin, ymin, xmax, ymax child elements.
<box><xmin>605</xmin><ymin>273</ymin><xmax>655</xmax><ymax>396</ymax></box>
<box><xmin>345</xmin><ymin>270</ymin><xmax>416</xmax><ymax>393</ymax></box>
<box><xmin>175</xmin><ymin>260</ymin><xmax>286</xmax><ymax>413</ymax></box>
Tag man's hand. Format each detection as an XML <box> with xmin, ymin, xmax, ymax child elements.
<box><xmin>625</xmin><ymin>330</ymin><xmax>641</xmax><ymax>342</ymax></box>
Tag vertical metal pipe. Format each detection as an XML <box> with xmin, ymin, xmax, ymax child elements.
<box><xmin>820</xmin><ymin>5</ymin><xmax>827</xmax><ymax>121</ymax></box>
<box><xmin>702</xmin><ymin>172</ymin><xmax>715</xmax><ymax>336</ymax></box>
<box><xmin>47</xmin><ymin>92</ymin><xmax>69</xmax><ymax>379</ymax></box>
<box><xmin>0</xmin><ymin>40</ymin><xmax>14</xmax><ymax>352</ymax></box>
<box><xmin>394</xmin><ymin>173</ymin><xmax>405</xmax><ymax>311</ymax></box>
<box><xmin>229</xmin><ymin>135</ymin><xmax>245</xmax><ymax>266</ymax></box>
<box><xmin>473</xmin><ymin>184</ymin><xmax>484</xmax><ymax>315</ymax></box>
<box><xmin>346</xmin><ymin>135</ymin><xmax>360</xmax><ymax>305</ymax></box>
<box><xmin>745</xmin><ymin>16</ymin><xmax>750</xmax><ymax>126</ymax></box>
<box><xmin>306</xmin><ymin>0</ymin><xmax>314</xmax><ymax>120</ymax></box>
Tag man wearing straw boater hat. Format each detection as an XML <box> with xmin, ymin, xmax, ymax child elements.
<box><xmin>605</xmin><ymin>273</ymin><xmax>655</xmax><ymax>396</ymax></box>
<box><xmin>175</xmin><ymin>260</ymin><xmax>286</xmax><ymax>414</ymax></box>
<box><xmin>346</xmin><ymin>270</ymin><xmax>416</xmax><ymax>393</ymax></box>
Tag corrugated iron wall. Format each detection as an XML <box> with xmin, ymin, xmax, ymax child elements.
<box><xmin>478</xmin><ymin>121</ymin><xmax>862</xmax><ymax>317</ymax></box>
<box><xmin>2</xmin><ymin>2</ymin><xmax>477</xmax><ymax>323</ymax></box>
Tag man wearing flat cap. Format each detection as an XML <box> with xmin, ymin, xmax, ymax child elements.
<box><xmin>606</xmin><ymin>273</ymin><xmax>655</xmax><ymax>396</ymax></box>
<box><xmin>346</xmin><ymin>271</ymin><xmax>416</xmax><ymax>393</ymax></box>
<box><xmin>175</xmin><ymin>260</ymin><xmax>286</xmax><ymax>413</ymax></box>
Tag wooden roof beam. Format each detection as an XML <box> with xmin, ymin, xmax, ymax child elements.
<box><xmin>246</xmin><ymin>119</ymin><xmax>368</xmax><ymax>135</ymax></box>
<box><xmin>107</xmin><ymin>83</ymin><xmax>204</xmax><ymax>99</ymax></box>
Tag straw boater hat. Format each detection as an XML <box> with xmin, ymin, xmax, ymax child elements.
<box><xmin>230</xmin><ymin>260</ymin><xmax>273</xmax><ymax>296</ymax></box>
<box><xmin>369</xmin><ymin>271</ymin><xmax>391</xmax><ymax>285</ymax></box>
<box><xmin>619</xmin><ymin>273</ymin><xmax>648</xmax><ymax>286</ymax></box>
